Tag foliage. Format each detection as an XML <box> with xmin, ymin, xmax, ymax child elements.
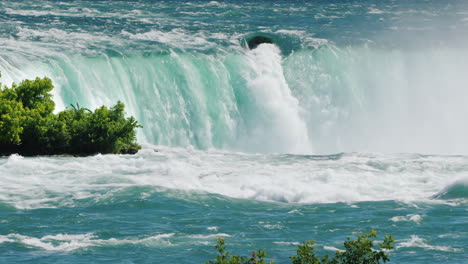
<box><xmin>1</xmin><ymin>77</ymin><xmax>55</xmax><ymax>116</ymax></box>
<box><xmin>0</xmin><ymin>98</ymin><xmax>25</xmax><ymax>145</ymax></box>
<box><xmin>57</xmin><ymin>101</ymin><xmax>141</xmax><ymax>155</ymax></box>
<box><xmin>330</xmin><ymin>230</ymin><xmax>394</xmax><ymax>264</ymax></box>
<box><xmin>207</xmin><ymin>231</ymin><xmax>394</xmax><ymax>264</ymax></box>
<box><xmin>290</xmin><ymin>240</ymin><xmax>330</xmax><ymax>264</ymax></box>
<box><xmin>0</xmin><ymin>74</ymin><xmax>141</xmax><ymax>156</ymax></box>
<box><xmin>206</xmin><ymin>238</ymin><xmax>274</xmax><ymax>264</ymax></box>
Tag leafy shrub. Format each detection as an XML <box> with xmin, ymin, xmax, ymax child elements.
<box><xmin>0</xmin><ymin>73</ymin><xmax>141</xmax><ymax>156</ymax></box>
<box><xmin>206</xmin><ymin>238</ymin><xmax>274</xmax><ymax>264</ymax></box>
<box><xmin>329</xmin><ymin>230</ymin><xmax>394</xmax><ymax>264</ymax></box>
<box><xmin>207</xmin><ymin>231</ymin><xmax>395</xmax><ymax>264</ymax></box>
<box><xmin>0</xmin><ymin>98</ymin><xmax>25</xmax><ymax>145</ymax></box>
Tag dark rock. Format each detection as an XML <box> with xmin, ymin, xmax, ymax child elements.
<box><xmin>247</xmin><ymin>36</ymin><xmax>274</xmax><ymax>50</ymax></box>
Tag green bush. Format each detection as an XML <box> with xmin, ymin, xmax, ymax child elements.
<box><xmin>0</xmin><ymin>98</ymin><xmax>25</xmax><ymax>145</ymax></box>
<box><xmin>329</xmin><ymin>230</ymin><xmax>394</xmax><ymax>264</ymax></box>
<box><xmin>207</xmin><ymin>231</ymin><xmax>395</xmax><ymax>264</ymax></box>
<box><xmin>206</xmin><ymin>238</ymin><xmax>274</xmax><ymax>264</ymax></box>
<box><xmin>0</xmin><ymin>73</ymin><xmax>141</xmax><ymax>156</ymax></box>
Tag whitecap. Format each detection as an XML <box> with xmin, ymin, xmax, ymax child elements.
<box><xmin>207</xmin><ymin>226</ymin><xmax>219</xmax><ymax>231</ymax></box>
<box><xmin>397</xmin><ymin>235</ymin><xmax>463</xmax><ymax>252</ymax></box>
<box><xmin>187</xmin><ymin>233</ymin><xmax>231</xmax><ymax>239</ymax></box>
<box><xmin>273</xmin><ymin>241</ymin><xmax>300</xmax><ymax>246</ymax></box>
<box><xmin>0</xmin><ymin>233</ymin><xmax>174</xmax><ymax>251</ymax></box>
<box><xmin>390</xmin><ymin>214</ymin><xmax>424</xmax><ymax>224</ymax></box>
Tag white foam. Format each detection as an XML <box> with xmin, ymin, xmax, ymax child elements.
<box><xmin>263</xmin><ymin>224</ymin><xmax>284</xmax><ymax>230</ymax></box>
<box><xmin>4</xmin><ymin>7</ymin><xmax>100</xmax><ymax>17</ymax></box>
<box><xmin>0</xmin><ymin>149</ymin><xmax>466</xmax><ymax>208</ymax></box>
<box><xmin>208</xmin><ymin>1</ymin><xmax>222</xmax><ymax>7</ymax></box>
<box><xmin>15</xmin><ymin>27</ymin><xmax>115</xmax><ymax>47</ymax></box>
<box><xmin>274</xmin><ymin>29</ymin><xmax>328</xmax><ymax>45</ymax></box>
<box><xmin>241</xmin><ymin>43</ymin><xmax>312</xmax><ymax>154</ymax></box>
<box><xmin>275</xmin><ymin>29</ymin><xmax>307</xmax><ymax>35</ymax></box>
<box><xmin>368</xmin><ymin>8</ymin><xmax>386</xmax><ymax>14</ymax></box>
<box><xmin>273</xmin><ymin>241</ymin><xmax>300</xmax><ymax>246</ymax></box>
<box><xmin>0</xmin><ymin>233</ymin><xmax>96</xmax><ymax>251</ymax></box>
<box><xmin>287</xmin><ymin>209</ymin><xmax>303</xmax><ymax>215</ymax></box>
<box><xmin>390</xmin><ymin>214</ymin><xmax>424</xmax><ymax>224</ymax></box>
<box><xmin>438</xmin><ymin>233</ymin><xmax>461</xmax><ymax>238</ymax></box>
<box><xmin>0</xmin><ymin>233</ymin><xmax>174</xmax><ymax>251</ymax></box>
<box><xmin>0</xmin><ymin>237</ymin><xmax>14</xmax><ymax>243</ymax></box>
<box><xmin>397</xmin><ymin>235</ymin><xmax>463</xmax><ymax>252</ymax></box>
<box><xmin>187</xmin><ymin>233</ymin><xmax>230</xmax><ymax>239</ymax></box>
<box><xmin>121</xmin><ymin>29</ymin><xmax>215</xmax><ymax>50</ymax></box>
<box><xmin>323</xmin><ymin>245</ymin><xmax>342</xmax><ymax>252</ymax></box>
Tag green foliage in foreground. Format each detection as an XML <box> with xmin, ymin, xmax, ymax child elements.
<box><xmin>0</xmin><ymin>73</ymin><xmax>141</xmax><ymax>156</ymax></box>
<box><xmin>207</xmin><ymin>231</ymin><xmax>395</xmax><ymax>264</ymax></box>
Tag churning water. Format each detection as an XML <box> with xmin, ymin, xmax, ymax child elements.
<box><xmin>1</xmin><ymin>0</ymin><xmax>467</xmax><ymax>263</ymax></box>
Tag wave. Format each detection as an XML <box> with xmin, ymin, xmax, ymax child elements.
<box><xmin>390</xmin><ymin>214</ymin><xmax>424</xmax><ymax>224</ymax></box>
<box><xmin>0</xmin><ymin>231</ymin><xmax>236</xmax><ymax>252</ymax></box>
<box><xmin>397</xmin><ymin>235</ymin><xmax>464</xmax><ymax>253</ymax></box>
<box><xmin>0</xmin><ymin>233</ymin><xmax>174</xmax><ymax>251</ymax></box>
<box><xmin>1</xmin><ymin>149</ymin><xmax>466</xmax><ymax>209</ymax></box>
<box><xmin>434</xmin><ymin>179</ymin><xmax>468</xmax><ymax>200</ymax></box>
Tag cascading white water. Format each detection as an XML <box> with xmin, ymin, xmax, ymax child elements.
<box><xmin>284</xmin><ymin>46</ymin><xmax>468</xmax><ymax>154</ymax></box>
<box><xmin>2</xmin><ymin>41</ymin><xmax>468</xmax><ymax>154</ymax></box>
<box><xmin>239</xmin><ymin>43</ymin><xmax>312</xmax><ymax>153</ymax></box>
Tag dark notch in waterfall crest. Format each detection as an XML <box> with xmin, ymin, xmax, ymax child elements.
<box><xmin>247</xmin><ymin>35</ymin><xmax>274</xmax><ymax>50</ymax></box>
<box><xmin>241</xmin><ymin>32</ymin><xmax>304</xmax><ymax>56</ymax></box>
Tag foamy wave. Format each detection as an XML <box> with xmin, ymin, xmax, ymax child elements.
<box><xmin>0</xmin><ymin>237</ymin><xmax>14</xmax><ymax>244</ymax></box>
<box><xmin>16</xmin><ymin>27</ymin><xmax>115</xmax><ymax>45</ymax></box>
<box><xmin>187</xmin><ymin>233</ymin><xmax>231</xmax><ymax>239</ymax></box>
<box><xmin>273</xmin><ymin>241</ymin><xmax>300</xmax><ymax>246</ymax></box>
<box><xmin>0</xmin><ymin>233</ymin><xmax>174</xmax><ymax>251</ymax></box>
<box><xmin>434</xmin><ymin>178</ymin><xmax>468</xmax><ymax>200</ymax></box>
<box><xmin>323</xmin><ymin>245</ymin><xmax>342</xmax><ymax>252</ymax></box>
<box><xmin>397</xmin><ymin>235</ymin><xmax>463</xmax><ymax>253</ymax></box>
<box><xmin>4</xmin><ymin>7</ymin><xmax>100</xmax><ymax>17</ymax></box>
<box><xmin>1</xmin><ymin>149</ymin><xmax>467</xmax><ymax>209</ymax></box>
<box><xmin>263</xmin><ymin>224</ymin><xmax>284</xmax><ymax>230</ymax></box>
<box><xmin>390</xmin><ymin>214</ymin><xmax>424</xmax><ymax>224</ymax></box>
<box><xmin>438</xmin><ymin>233</ymin><xmax>461</xmax><ymax>238</ymax></box>
<box><xmin>274</xmin><ymin>29</ymin><xmax>328</xmax><ymax>46</ymax></box>
<box><xmin>121</xmin><ymin>29</ymin><xmax>217</xmax><ymax>50</ymax></box>
<box><xmin>368</xmin><ymin>8</ymin><xmax>386</xmax><ymax>14</ymax></box>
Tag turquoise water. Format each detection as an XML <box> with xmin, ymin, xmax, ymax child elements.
<box><xmin>1</xmin><ymin>0</ymin><xmax>468</xmax><ymax>263</ymax></box>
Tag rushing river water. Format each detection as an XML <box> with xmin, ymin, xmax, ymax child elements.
<box><xmin>1</xmin><ymin>0</ymin><xmax>468</xmax><ymax>263</ymax></box>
